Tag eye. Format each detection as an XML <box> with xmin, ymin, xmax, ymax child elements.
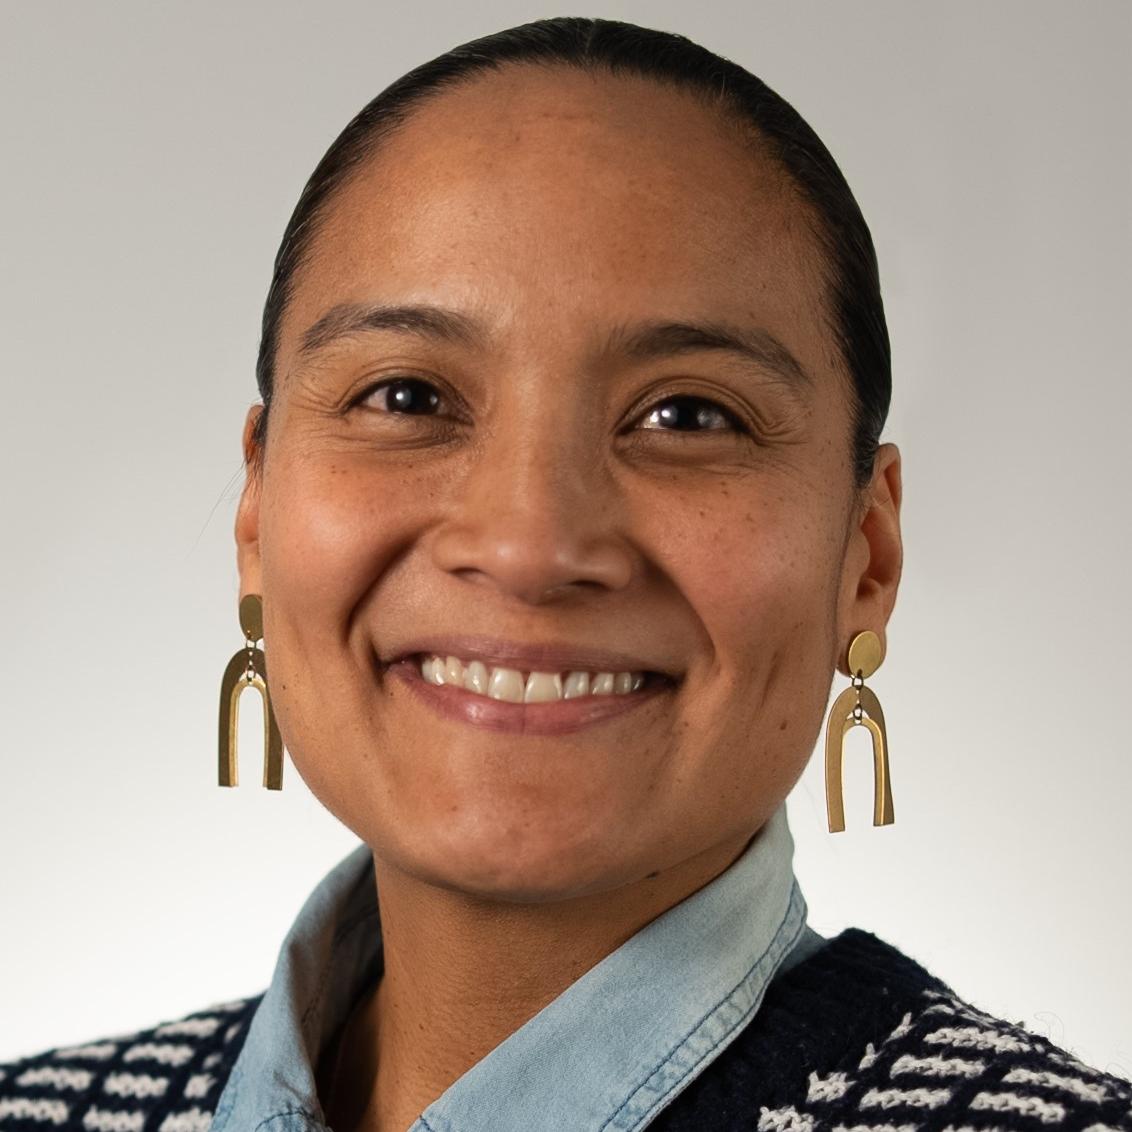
<box><xmin>357</xmin><ymin>377</ymin><xmax>442</xmax><ymax>415</ymax></box>
<box><xmin>635</xmin><ymin>394</ymin><xmax>746</xmax><ymax>434</ymax></box>
<box><xmin>353</xmin><ymin>380</ymin><xmax>747</xmax><ymax>437</ymax></box>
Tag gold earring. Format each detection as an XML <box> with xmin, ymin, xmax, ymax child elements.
<box><xmin>218</xmin><ymin>593</ymin><xmax>284</xmax><ymax>790</ymax></box>
<box><xmin>824</xmin><ymin>630</ymin><xmax>893</xmax><ymax>832</ymax></box>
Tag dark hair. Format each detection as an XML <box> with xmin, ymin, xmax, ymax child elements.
<box><xmin>253</xmin><ymin>16</ymin><xmax>890</xmax><ymax>489</ymax></box>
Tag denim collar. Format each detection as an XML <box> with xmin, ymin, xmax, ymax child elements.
<box><xmin>209</xmin><ymin>804</ymin><xmax>815</xmax><ymax>1132</ymax></box>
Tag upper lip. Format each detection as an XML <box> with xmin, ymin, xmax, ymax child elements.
<box><xmin>382</xmin><ymin>635</ymin><xmax>681</xmax><ymax>679</ymax></box>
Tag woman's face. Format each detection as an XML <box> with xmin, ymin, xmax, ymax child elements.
<box><xmin>236</xmin><ymin>67</ymin><xmax>902</xmax><ymax>901</ymax></box>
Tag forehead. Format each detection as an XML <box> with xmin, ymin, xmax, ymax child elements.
<box><xmin>279</xmin><ymin>66</ymin><xmax>833</xmax><ymax>384</ymax></box>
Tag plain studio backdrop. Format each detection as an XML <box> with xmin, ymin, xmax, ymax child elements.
<box><xmin>0</xmin><ymin>1</ymin><xmax>1128</xmax><ymax>1073</ymax></box>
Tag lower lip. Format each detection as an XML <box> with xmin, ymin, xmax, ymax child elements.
<box><xmin>385</xmin><ymin>659</ymin><xmax>675</xmax><ymax>735</ymax></box>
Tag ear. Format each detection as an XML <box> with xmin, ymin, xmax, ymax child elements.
<box><xmin>235</xmin><ymin>404</ymin><xmax>266</xmax><ymax>599</ymax></box>
<box><xmin>835</xmin><ymin>442</ymin><xmax>903</xmax><ymax>675</ymax></box>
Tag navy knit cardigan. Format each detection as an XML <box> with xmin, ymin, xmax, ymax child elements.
<box><xmin>2</xmin><ymin>929</ymin><xmax>1129</xmax><ymax>1131</ymax></box>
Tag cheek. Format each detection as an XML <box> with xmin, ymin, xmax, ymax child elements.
<box><xmin>258</xmin><ymin>439</ymin><xmax>451</xmax><ymax>648</ymax></box>
<box><xmin>640</xmin><ymin>476</ymin><xmax>841</xmax><ymax>767</ymax></box>
<box><xmin>260</xmin><ymin>455</ymin><xmax>396</xmax><ymax>608</ymax></box>
<box><xmin>644</xmin><ymin>477</ymin><xmax>841</xmax><ymax>648</ymax></box>
<box><xmin>254</xmin><ymin>451</ymin><xmax>419</xmax><ymax>751</ymax></box>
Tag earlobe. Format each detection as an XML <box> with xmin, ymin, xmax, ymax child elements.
<box><xmin>837</xmin><ymin>443</ymin><xmax>904</xmax><ymax>674</ymax></box>
<box><xmin>235</xmin><ymin>405</ymin><xmax>266</xmax><ymax>597</ymax></box>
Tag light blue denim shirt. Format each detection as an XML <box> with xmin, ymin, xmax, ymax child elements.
<box><xmin>208</xmin><ymin>804</ymin><xmax>825</xmax><ymax>1132</ymax></box>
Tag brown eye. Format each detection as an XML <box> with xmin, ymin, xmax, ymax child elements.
<box><xmin>359</xmin><ymin>378</ymin><xmax>442</xmax><ymax>415</ymax></box>
<box><xmin>637</xmin><ymin>395</ymin><xmax>745</xmax><ymax>434</ymax></box>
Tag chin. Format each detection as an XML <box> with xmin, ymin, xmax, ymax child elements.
<box><xmin>395</xmin><ymin>800</ymin><xmax>636</xmax><ymax>904</ymax></box>
<box><xmin>298</xmin><ymin>746</ymin><xmax>658</xmax><ymax>901</ymax></box>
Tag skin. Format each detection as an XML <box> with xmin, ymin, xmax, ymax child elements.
<box><xmin>235</xmin><ymin>66</ymin><xmax>902</xmax><ymax>1132</ymax></box>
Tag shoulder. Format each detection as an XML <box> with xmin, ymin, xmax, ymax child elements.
<box><xmin>789</xmin><ymin>973</ymin><xmax>1132</xmax><ymax>1131</ymax></box>
<box><xmin>655</xmin><ymin>928</ymin><xmax>1132</xmax><ymax>1131</ymax></box>
<box><xmin>0</xmin><ymin>993</ymin><xmax>262</xmax><ymax>1131</ymax></box>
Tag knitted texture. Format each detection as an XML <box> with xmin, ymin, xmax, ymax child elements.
<box><xmin>0</xmin><ymin>995</ymin><xmax>260</xmax><ymax>1131</ymax></box>
<box><xmin>1</xmin><ymin>930</ymin><xmax>1128</xmax><ymax>1131</ymax></box>
<box><xmin>651</xmin><ymin>929</ymin><xmax>1132</xmax><ymax>1132</ymax></box>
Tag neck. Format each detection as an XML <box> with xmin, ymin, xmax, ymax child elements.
<box><xmin>324</xmin><ymin>832</ymin><xmax>753</xmax><ymax>1132</ymax></box>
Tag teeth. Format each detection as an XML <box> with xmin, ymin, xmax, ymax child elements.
<box><xmin>464</xmin><ymin>659</ymin><xmax>488</xmax><ymax>695</ymax></box>
<box><xmin>419</xmin><ymin>655</ymin><xmax>650</xmax><ymax>701</ymax></box>
<box><xmin>487</xmin><ymin>666</ymin><xmax>525</xmax><ymax>703</ymax></box>
<box><xmin>524</xmin><ymin>672</ymin><xmax>562</xmax><ymax>703</ymax></box>
<box><xmin>563</xmin><ymin>671</ymin><xmax>589</xmax><ymax>699</ymax></box>
<box><xmin>590</xmin><ymin>673</ymin><xmax>615</xmax><ymax>695</ymax></box>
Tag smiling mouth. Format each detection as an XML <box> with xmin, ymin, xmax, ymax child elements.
<box><xmin>406</xmin><ymin>651</ymin><xmax>676</xmax><ymax>703</ymax></box>
<box><xmin>380</xmin><ymin>654</ymin><xmax>677</xmax><ymax>736</ymax></box>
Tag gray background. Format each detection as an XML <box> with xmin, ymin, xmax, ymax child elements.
<box><xmin>1</xmin><ymin>1</ymin><xmax>1128</xmax><ymax>1073</ymax></box>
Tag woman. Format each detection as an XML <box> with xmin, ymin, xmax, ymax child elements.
<box><xmin>2</xmin><ymin>16</ymin><xmax>1127</xmax><ymax>1132</ymax></box>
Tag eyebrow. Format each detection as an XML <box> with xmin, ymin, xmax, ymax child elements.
<box><xmin>299</xmin><ymin>302</ymin><xmax>485</xmax><ymax>355</ymax></box>
<box><xmin>297</xmin><ymin>302</ymin><xmax>812</xmax><ymax>389</ymax></box>
<box><xmin>606</xmin><ymin>319</ymin><xmax>813</xmax><ymax>389</ymax></box>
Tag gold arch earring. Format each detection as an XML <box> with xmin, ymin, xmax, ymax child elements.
<box><xmin>824</xmin><ymin>630</ymin><xmax>893</xmax><ymax>832</ymax></box>
<box><xmin>218</xmin><ymin>593</ymin><xmax>284</xmax><ymax>790</ymax></box>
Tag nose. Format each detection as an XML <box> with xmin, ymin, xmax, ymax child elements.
<box><xmin>429</xmin><ymin>424</ymin><xmax>635</xmax><ymax>605</ymax></box>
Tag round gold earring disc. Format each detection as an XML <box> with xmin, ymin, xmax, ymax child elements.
<box><xmin>847</xmin><ymin>630</ymin><xmax>883</xmax><ymax>678</ymax></box>
<box><xmin>239</xmin><ymin>594</ymin><xmax>264</xmax><ymax>642</ymax></box>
